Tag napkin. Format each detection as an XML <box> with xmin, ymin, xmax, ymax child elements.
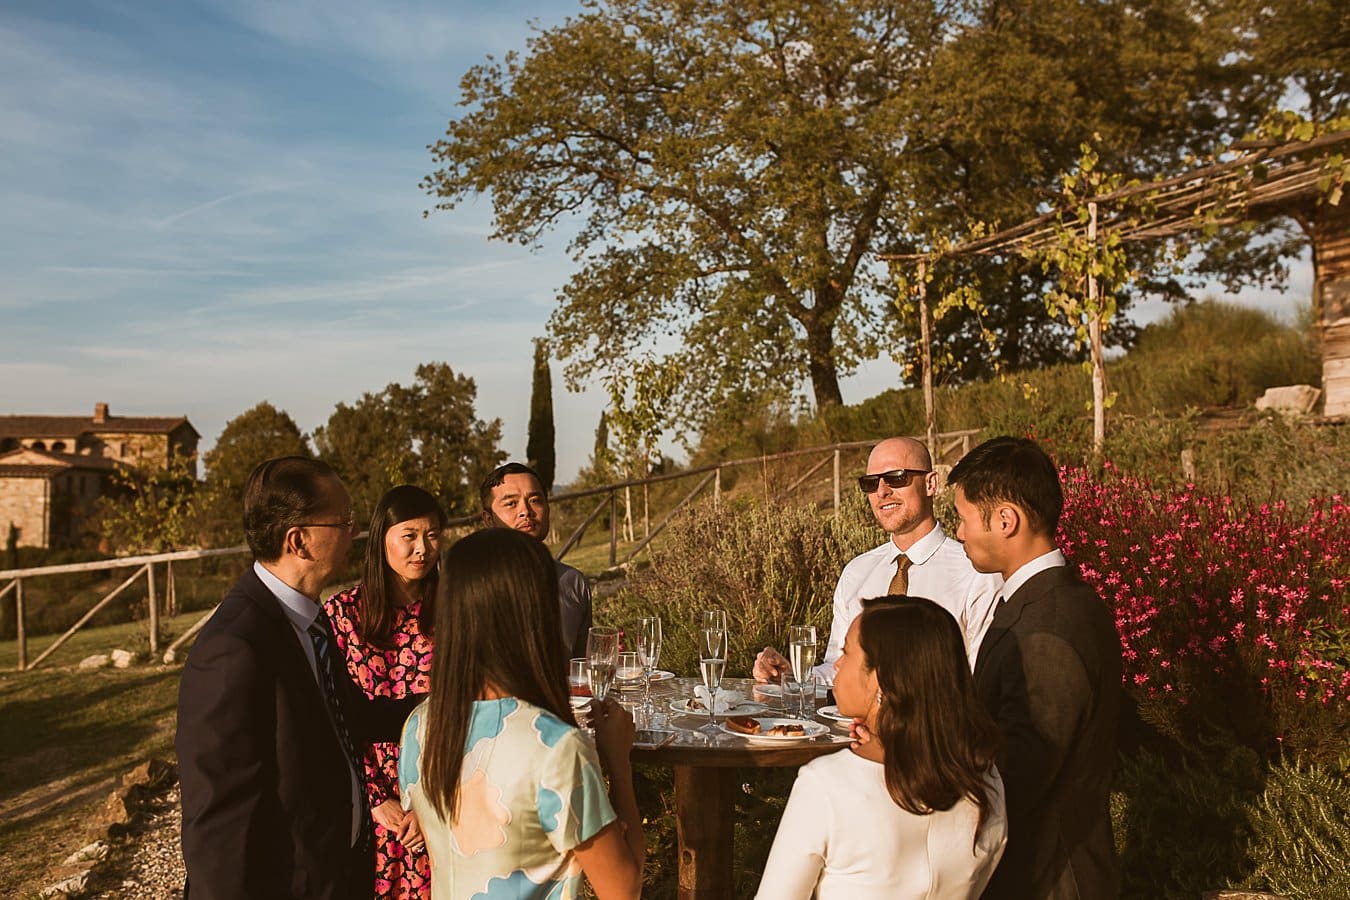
<box><xmin>690</xmin><ymin>686</ymin><xmax>745</xmax><ymax>714</ymax></box>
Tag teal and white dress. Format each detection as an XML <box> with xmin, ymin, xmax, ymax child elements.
<box><xmin>400</xmin><ymin>698</ymin><xmax>616</xmax><ymax>900</ymax></box>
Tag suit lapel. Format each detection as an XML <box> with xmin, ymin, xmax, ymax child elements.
<box><xmin>974</xmin><ymin>566</ymin><xmax>1070</xmax><ymax>678</ymax></box>
<box><xmin>238</xmin><ymin>567</ymin><xmax>329</xmax><ymax>709</ymax></box>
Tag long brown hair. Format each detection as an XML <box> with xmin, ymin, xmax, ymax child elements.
<box><xmin>420</xmin><ymin>528</ymin><xmax>576</xmax><ymax>820</ymax></box>
<box><xmin>859</xmin><ymin>595</ymin><xmax>1002</xmax><ymax>830</ymax></box>
<box><xmin>357</xmin><ymin>485</ymin><xmax>446</xmax><ymax>647</ymax></box>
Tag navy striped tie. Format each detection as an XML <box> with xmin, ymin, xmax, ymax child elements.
<box><xmin>308</xmin><ymin>618</ymin><xmax>370</xmax><ymax>850</ymax></box>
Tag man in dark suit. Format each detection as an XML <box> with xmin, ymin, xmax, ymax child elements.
<box><xmin>177</xmin><ymin>456</ymin><xmax>417</xmax><ymax>900</ymax></box>
<box><xmin>949</xmin><ymin>437</ymin><xmax>1122</xmax><ymax>900</ymax></box>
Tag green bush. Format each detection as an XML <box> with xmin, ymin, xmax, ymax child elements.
<box><xmin>1112</xmin><ymin>743</ymin><xmax>1265</xmax><ymax>899</ymax></box>
<box><xmin>598</xmin><ymin>491</ymin><xmax>879</xmax><ymax>677</ymax></box>
<box><xmin>1244</xmin><ymin>760</ymin><xmax>1350</xmax><ymax>899</ymax></box>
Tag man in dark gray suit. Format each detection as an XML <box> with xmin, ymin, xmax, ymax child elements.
<box><xmin>949</xmin><ymin>437</ymin><xmax>1121</xmax><ymax>900</ymax></box>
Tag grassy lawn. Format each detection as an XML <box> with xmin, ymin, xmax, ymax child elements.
<box><xmin>0</xmin><ymin>611</ymin><xmax>210</xmax><ymax>673</ymax></box>
<box><xmin>0</xmin><ymin>663</ymin><xmax>182</xmax><ymax>898</ymax></box>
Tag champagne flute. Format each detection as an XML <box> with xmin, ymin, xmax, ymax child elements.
<box><xmin>702</xmin><ymin>608</ymin><xmax>727</xmax><ymax>634</ymax></box>
<box><xmin>586</xmin><ymin>626</ymin><xmax>619</xmax><ymax>704</ymax></box>
<box><xmin>635</xmin><ymin>616</ymin><xmax>663</xmax><ymax>716</ymax></box>
<box><xmin>788</xmin><ymin>625</ymin><xmax>818</xmax><ymax>684</ymax></box>
<box><xmin>788</xmin><ymin>625</ymin><xmax>819</xmax><ymax>718</ymax></box>
<box><xmin>698</xmin><ymin>626</ymin><xmax>728</xmax><ymax>736</ymax></box>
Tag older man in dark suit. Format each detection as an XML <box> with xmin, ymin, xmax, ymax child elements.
<box><xmin>949</xmin><ymin>437</ymin><xmax>1122</xmax><ymax>900</ymax></box>
<box><xmin>177</xmin><ymin>457</ymin><xmax>417</xmax><ymax>900</ymax></box>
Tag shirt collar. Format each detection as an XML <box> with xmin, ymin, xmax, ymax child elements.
<box><xmin>253</xmin><ymin>561</ymin><xmax>323</xmax><ymax>632</ymax></box>
<box><xmin>893</xmin><ymin>522</ymin><xmax>947</xmax><ymax>566</ymax></box>
<box><xmin>1001</xmin><ymin>548</ymin><xmax>1068</xmax><ymax>600</ymax></box>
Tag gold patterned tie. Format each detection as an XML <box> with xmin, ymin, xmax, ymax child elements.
<box><xmin>888</xmin><ymin>554</ymin><xmax>913</xmax><ymax>596</ymax></box>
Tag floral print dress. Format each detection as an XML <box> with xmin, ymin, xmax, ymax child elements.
<box><xmin>399</xmin><ymin>697</ymin><xmax>616</xmax><ymax>899</ymax></box>
<box><xmin>325</xmin><ymin>584</ymin><xmax>434</xmax><ymax>899</ymax></box>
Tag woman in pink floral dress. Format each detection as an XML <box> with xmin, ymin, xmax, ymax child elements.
<box><xmin>324</xmin><ymin>484</ymin><xmax>446</xmax><ymax>899</ymax></box>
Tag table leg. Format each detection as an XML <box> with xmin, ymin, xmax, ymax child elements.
<box><xmin>673</xmin><ymin>764</ymin><xmax>736</xmax><ymax>899</ymax></box>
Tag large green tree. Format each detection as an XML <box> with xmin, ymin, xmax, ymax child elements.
<box><xmin>196</xmin><ymin>402</ymin><xmax>311</xmax><ymax>547</ymax></box>
<box><xmin>426</xmin><ymin>0</ymin><xmax>1248</xmax><ymax>423</ymax></box>
<box><xmin>314</xmin><ymin>363</ymin><xmax>505</xmax><ymax>520</ymax></box>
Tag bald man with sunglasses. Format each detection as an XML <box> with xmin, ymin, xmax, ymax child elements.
<box><xmin>754</xmin><ymin>437</ymin><xmax>1003</xmax><ymax>684</ymax></box>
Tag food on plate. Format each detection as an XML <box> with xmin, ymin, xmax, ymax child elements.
<box><xmin>725</xmin><ymin>715</ymin><xmax>761</xmax><ymax>735</ymax></box>
<box><xmin>766</xmin><ymin>723</ymin><xmax>806</xmax><ymax>737</ymax></box>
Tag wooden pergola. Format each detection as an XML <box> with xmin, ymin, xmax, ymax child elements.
<box><xmin>883</xmin><ymin>129</ymin><xmax>1350</xmax><ymax>452</ymax></box>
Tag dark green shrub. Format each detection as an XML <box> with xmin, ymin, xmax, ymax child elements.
<box><xmin>1113</xmin><ymin>745</ymin><xmax>1264</xmax><ymax>899</ymax></box>
<box><xmin>1244</xmin><ymin>760</ymin><xmax>1350</xmax><ymax>899</ymax></box>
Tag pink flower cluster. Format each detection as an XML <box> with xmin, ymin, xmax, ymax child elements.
<box><xmin>1058</xmin><ymin>463</ymin><xmax>1350</xmax><ymax>713</ymax></box>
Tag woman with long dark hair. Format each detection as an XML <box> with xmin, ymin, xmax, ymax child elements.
<box><xmin>756</xmin><ymin>595</ymin><xmax>1007</xmax><ymax>899</ymax></box>
<box><xmin>399</xmin><ymin>528</ymin><xmax>644</xmax><ymax>899</ymax></box>
<box><xmin>324</xmin><ymin>484</ymin><xmax>446</xmax><ymax>898</ymax></box>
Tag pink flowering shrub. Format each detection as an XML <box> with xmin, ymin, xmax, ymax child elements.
<box><xmin>1058</xmin><ymin>463</ymin><xmax>1350</xmax><ymax>761</ymax></box>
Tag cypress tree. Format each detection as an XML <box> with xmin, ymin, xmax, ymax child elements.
<box><xmin>526</xmin><ymin>339</ymin><xmax>556</xmax><ymax>492</ymax></box>
<box><xmin>593</xmin><ymin>410</ymin><xmax>609</xmax><ymax>469</ymax></box>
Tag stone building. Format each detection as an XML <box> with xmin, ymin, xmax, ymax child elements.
<box><xmin>0</xmin><ymin>403</ymin><xmax>199</xmax><ymax>549</ymax></box>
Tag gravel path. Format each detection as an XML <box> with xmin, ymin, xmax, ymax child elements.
<box><xmin>89</xmin><ymin>784</ymin><xmax>185</xmax><ymax>899</ymax></box>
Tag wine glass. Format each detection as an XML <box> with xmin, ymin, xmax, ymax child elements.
<box><xmin>698</xmin><ymin>625</ymin><xmax>728</xmax><ymax>736</ymax></box>
<box><xmin>635</xmin><ymin>616</ymin><xmax>663</xmax><ymax>717</ymax></box>
<box><xmin>702</xmin><ymin>608</ymin><xmax>727</xmax><ymax>634</ymax></box>
<box><xmin>788</xmin><ymin>625</ymin><xmax>818</xmax><ymax>684</ymax></box>
<box><xmin>568</xmin><ymin>658</ymin><xmax>591</xmax><ymax>709</ymax></box>
<box><xmin>787</xmin><ymin>625</ymin><xmax>819</xmax><ymax>718</ymax></box>
<box><xmin>586</xmin><ymin>626</ymin><xmax>619</xmax><ymax>704</ymax></box>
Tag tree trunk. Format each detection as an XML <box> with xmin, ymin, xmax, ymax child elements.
<box><xmin>1088</xmin><ymin>202</ymin><xmax>1106</xmax><ymax>457</ymax></box>
<box><xmin>803</xmin><ymin>313</ymin><xmax>844</xmax><ymax>410</ymax></box>
<box><xmin>916</xmin><ymin>260</ymin><xmax>938</xmax><ymax>460</ymax></box>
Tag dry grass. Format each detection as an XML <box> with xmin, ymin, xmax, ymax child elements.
<box><xmin>0</xmin><ymin>665</ymin><xmax>180</xmax><ymax>898</ymax></box>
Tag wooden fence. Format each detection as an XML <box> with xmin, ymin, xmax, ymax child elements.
<box><xmin>0</xmin><ymin>430</ymin><xmax>979</xmax><ymax>671</ymax></box>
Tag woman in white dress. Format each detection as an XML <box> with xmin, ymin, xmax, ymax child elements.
<box><xmin>399</xmin><ymin>528</ymin><xmax>645</xmax><ymax>899</ymax></box>
<box><xmin>757</xmin><ymin>595</ymin><xmax>1007</xmax><ymax>900</ymax></box>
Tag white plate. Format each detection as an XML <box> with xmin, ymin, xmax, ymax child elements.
<box><xmin>649</xmin><ymin>670</ymin><xmax>676</xmax><ymax>682</ymax></box>
<box><xmin>669</xmin><ymin>697</ymin><xmax>765</xmax><ymax>717</ymax></box>
<box><xmin>720</xmin><ymin>717</ymin><xmax>829</xmax><ymax>744</ymax></box>
<box><xmin>753</xmin><ymin>682</ymin><xmax>830</xmax><ymax>699</ymax></box>
<box><xmin>816</xmin><ymin>705</ymin><xmax>853</xmax><ymax>723</ymax></box>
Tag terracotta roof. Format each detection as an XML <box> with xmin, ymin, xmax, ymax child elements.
<box><xmin>0</xmin><ymin>414</ymin><xmax>198</xmax><ymax>439</ymax></box>
<box><xmin>0</xmin><ymin>448</ymin><xmax>120</xmax><ymax>477</ymax></box>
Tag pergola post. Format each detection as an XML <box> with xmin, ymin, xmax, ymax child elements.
<box><xmin>917</xmin><ymin>258</ymin><xmax>938</xmax><ymax>460</ymax></box>
<box><xmin>1313</xmin><ymin>200</ymin><xmax>1350</xmax><ymax>416</ymax></box>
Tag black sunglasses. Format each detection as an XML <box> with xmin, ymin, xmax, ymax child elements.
<box><xmin>857</xmin><ymin>468</ymin><xmax>931</xmax><ymax>493</ymax></box>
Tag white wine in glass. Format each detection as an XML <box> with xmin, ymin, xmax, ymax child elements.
<box><xmin>788</xmin><ymin>625</ymin><xmax>818</xmax><ymax>684</ymax></box>
<box><xmin>586</xmin><ymin>626</ymin><xmax>619</xmax><ymax>703</ymax></box>
<box><xmin>698</xmin><ymin>626</ymin><xmax>728</xmax><ymax>735</ymax></box>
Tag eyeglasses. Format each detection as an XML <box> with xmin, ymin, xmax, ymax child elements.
<box><xmin>857</xmin><ymin>469</ymin><xmax>931</xmax><ymax>493</ymax></box>
<box><xmin>297</xmin><ymin>517</ymin><xmax>356</xmax><ymax>530</ymax></box>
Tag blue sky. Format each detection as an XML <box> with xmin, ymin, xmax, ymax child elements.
<box><xmin>0</xmin><ymin>1</ymin><xmax>1312</xmax><ymax>481</ymax></box>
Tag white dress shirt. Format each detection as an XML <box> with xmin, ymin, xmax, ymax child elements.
<box><xmin>999</xmin><ymin>548</ymin><xmax>1068</xmax><ymax>601</ymax></box>
<box><xmin>815</xmin><ymin>525</ymin><xmax>1003</xmax><ymax>682</ymax></box>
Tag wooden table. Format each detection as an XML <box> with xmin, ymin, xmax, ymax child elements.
<box><xmin>627</xmin><ymin>677</ymin><xmax>849</xmax><ymax>899</ymax></box>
